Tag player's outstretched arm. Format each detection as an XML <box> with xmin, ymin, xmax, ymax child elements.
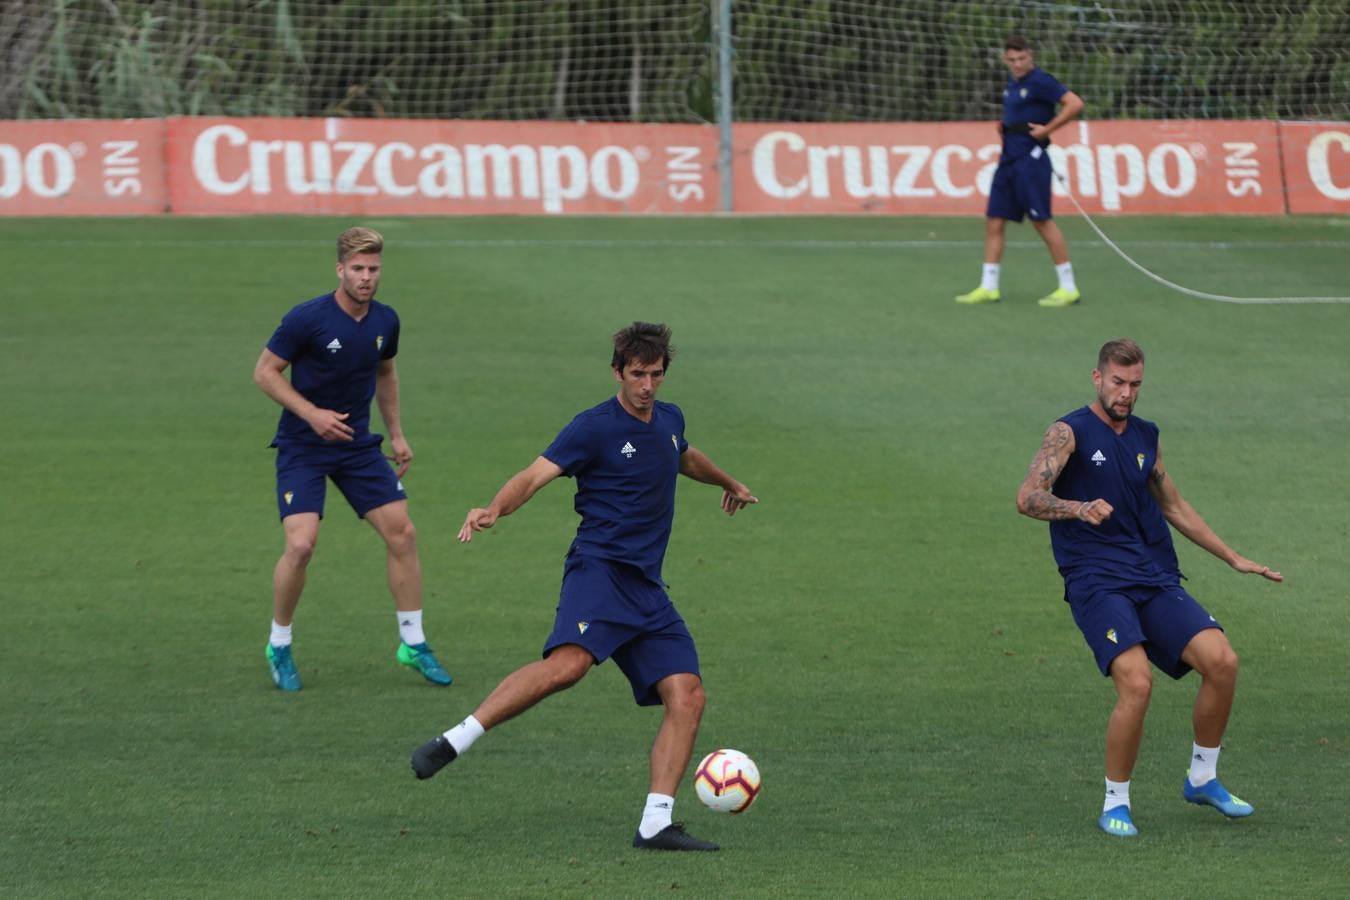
<box><xmin>679</xmin><ymin>445</ymin><xmax>757</xmax><ymax>516</ymax></box>
<box><xmin>1016</xmin><ymin>421</ymin><xmax>1113</xmax><ymax>524</ymax></box>
<box><xmin>1147</xmin><ymin>444</ymin><xmax>1283</xmax><ymax>582</ymax></box>
<box><xmin>458</xmin><ymin>456</ymin><xmax>565</xmax><ymax>542</ymax></box>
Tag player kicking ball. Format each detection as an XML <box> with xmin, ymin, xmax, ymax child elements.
<box><xmin>411</xmin><ymin>322</ymin><xmax>757</xmax><ymax>851</ymax></box>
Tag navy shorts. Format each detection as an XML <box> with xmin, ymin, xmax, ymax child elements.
<box><xmin>544</xmin><ymin>555</ymin><xmax>700</xmax><ymax>707</ymax></box>
<box><xmin>987</xmin><ymin>151</ymin><xmax>1054</xmax><ymax>222</ymax></box>
<box><xmin>1068</xmin><ymin>584</ymin><xmax>1221</xmax><ymax>679</ymax></box>
<box><xmin>273</xmin><ymin>440</ymin><xmax>405</xmax><ymax>520</ymax></box>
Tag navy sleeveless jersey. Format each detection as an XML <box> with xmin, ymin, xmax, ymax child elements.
<box><xmin>265</xmin><ymin>292</ymin><xmax>400</xmax><ymax>448</ymax></box>
<box><xmin>543</xmin><ymin>396</ymin><xmax>690</xmax><ymax>586</ymax></box>
<box><xmin>1048</xmin><ymin>406</ymin><xmax>1181</xmax><ymax>595</ymax></box>
<box><xmin>1002</xmin><ymin>68</ymin><xmax>1068</xmax><ymax>160</ymax></box>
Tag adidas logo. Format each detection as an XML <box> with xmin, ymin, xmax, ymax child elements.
<box><xmin>326</xmin><ymin>338</ymin><xmax>342</xmax><ymax>353</ymax></box>
<box><xmin>620</xmin><ymin>441</ymin><xmax>637</xmax><ymax>458</ymax></box>
<box><xmin>1091</xmin><ymin>449</ymin><xmax>1107</xmax><ymax>466</ymax></box>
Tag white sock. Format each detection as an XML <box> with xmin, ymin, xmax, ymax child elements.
<box><xmin>270</xmin><ymin>620</ymin><xmax>292</xmax><ymax>647</ymax></box>
<box><xmin>981</xmin><ymin>263</ymin><xmax>1001</xmax><ymax>291</ymax></box>
<box><xmin>1104</xmin><ymin>778</ymin><xmax>1131</xmax><ymax>812</ymax></box>
<box><xmin>397</xmin><ymin>609</ymin><xmax>426</xmax><ymax>646</ymax></box>
<box><xmin>1055</xmin><ymin>262</ymin><xmax>1077</xmax><ymax>292</ymax></box>
<box><xmin>442</xmin><ymin>715</ymin><xmax>485</xmax><ymax>756</ymax></box>
<box><xmin>638</xmin><ymin>792</ymin><xmax>675</xmax><ymax>839</ymax></box>
<box><xmin>1188</xmin><ymin>743</ymin><xmax>1220</xmax><ymax>787</ymax></box>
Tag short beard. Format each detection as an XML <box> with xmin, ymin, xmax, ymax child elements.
<box><xmin>1102</xmin><ymin>401</ymin><xmax>1131</xmax><ymax>421</ymax></box>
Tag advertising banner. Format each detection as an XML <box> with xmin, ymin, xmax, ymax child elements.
<box><xmin>1</xmin><ymin>117</ymin><xmax>1344</xmax><ymax>217</ymax></box>
<box><xmin>0</xmin><ymin>120</ymin><xmax>166</xmax><ymax>215</ymax></box>
<box><xmin>1278</xmin><ymin>122</ymin><xmax>1350</xmax><ymax>214</ymax></box>
<box><xmin>164</xmin><ymin>117</ymin><xmax>720</xmax><ymax>215</ymax></box>
<box><xmin>731</xmin><ymin>120</ymin><xmax>1285</xmax><ymax>215</ymax></box>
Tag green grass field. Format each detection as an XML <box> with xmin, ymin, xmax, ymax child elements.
<box><xmin>3</xmin><ymin>214</ymin><xmax>1348</xmax><ymax>898</ymax></box>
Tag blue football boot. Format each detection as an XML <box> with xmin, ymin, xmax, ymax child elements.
<box><xmin>1183</xmin><ymin>777</ymin><xmax>1254</xmax><ymax>817</ymax></box>
<box><xmin>1097</xmin><ymin>804</ymin><xmax>1139</xmax><ymax>837</ymax></box>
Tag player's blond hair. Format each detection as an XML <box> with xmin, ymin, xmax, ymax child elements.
<box><xmin>337</xmin><ymin>226</ymin><xmax>384</xmax><ymax>262</ymax></box>
<box><xmin>1098</xmin><ymin>338</ymin><xmax>1145</xmax><ymax>370</ymax></box>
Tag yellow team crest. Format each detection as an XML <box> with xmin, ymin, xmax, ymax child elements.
<box><xmin>1137</xmin><ymin>453</ymin><xmax>1146</xmax><ymax>469</ymax></box>
<box><xmin>376</xmin><ymin>335</ymin><xmax>384</xmax><ymax>350</ymax></box>
<box><xmin>283</xmin><ymin>490</ymin><xmax>294</xmax><ymax>506</ymax></box>
<box><xmin>578</xmin><ymin>621</ymin><xmax>590</xmax><ymax>635</ymax></box>
<box><xmin>671</xmin><ymin>434</ymin><xmax>678</xmax><ymax>450</ymax></box>
<box><xmin>1106</xmin><ymin>628</ymin><xmax>1118</xmax><ymax>644</ymax></box>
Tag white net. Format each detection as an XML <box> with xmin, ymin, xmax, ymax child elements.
<box><xmin>729</xmin><ymin>0</ymin><xmax>1350</xmax><ymax>122</ymax></box>
<box><xmin>4</xmin><ymin>0</ymin><xmax>712</xmax><ymax>121</ymax></box>
<box><xmin>4</xmin><ymin>1</ymin><xmax>1347</xmax><ymax>123</ymax></box>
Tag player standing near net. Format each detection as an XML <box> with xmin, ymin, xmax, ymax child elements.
<box><xmin>410</xmin><ymin>322</ymin><xmax>757</xmax><ymax>852</ymax></box>
<box><xmin>956</xmin><ymin>35</ymin><xmax>1085</xmax><ymax>308</ymax></box>
<box><xmin>253</xmin><ymin>226</ymin><xmax>451</xmax><ymax>692</ymax></box>
<box><xmin>1016</xmin><ymin>338</ymin><xmax>1282</xmax><ymax>837</ymax></box>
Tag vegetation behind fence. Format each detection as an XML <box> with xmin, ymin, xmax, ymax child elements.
<box><xmin>3</xmin><ymin>1</ymin><xmax>1346</xmax><ymax>122</ymax></box>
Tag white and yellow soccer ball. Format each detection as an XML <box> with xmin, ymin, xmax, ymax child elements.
<box><xmin>693</xmin><ymin>748</ymin><xmax>761</xmax><ymax>814</ymax></box>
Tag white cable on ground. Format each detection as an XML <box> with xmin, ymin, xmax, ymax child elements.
<box><xmin>1053</xmin><ymin>170</ymin><xmax>1350</xmax><ymax>305</ymax></box>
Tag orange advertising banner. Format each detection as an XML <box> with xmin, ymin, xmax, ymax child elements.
<box><xmin>2</xmin><ymin>117</ymin><xmax>1344</xmax><ymax>217</ymax></box>
<box><xmin>730</xmin><ymin>120</ymin><xmax>1286</xmax><ymax>215</ymax></box>
<box><xmin>0</xmin><ymin>119</ymin><xmax>166</xmax><ymax>215</ymax></box>
<box><xmin>1278</xmin><ymin>122</ymin><xmax>1350</xmax><ymax>214</ymax></box>
<box><xmin>164</xmin><ymin>117</ymin><xmax>719</xmax><ymax>215</ymax></box>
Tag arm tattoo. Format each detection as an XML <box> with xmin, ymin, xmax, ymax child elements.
<box><xmin>1023</xmin><ymin>494</ymin><xmax>1088</xmax><ymax>520</ymax></box>
<box><xmin>1019</xmin><ymin>423</ymin><xmax>1085</xmax><ymax>520</ymax></box>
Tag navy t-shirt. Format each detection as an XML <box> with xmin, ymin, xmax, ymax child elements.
<box><xmin>543</xmin><ymin>396</ymin><xmax>690</xmax><ymax>586</ymax></box>
<box><xmin>1048</xmin><ymin>406</ymin><xmax>1182</xmax><ymax>598</ymax></box>
<box><xmin>265</xmin><ymin>292</ymin><xmax>400</xmax><ymax>448</ymax></box>
<box><xmin>1002</xmin><ymin>67</ymin><xmax>1069</xmax><ymax>160</ymax></box>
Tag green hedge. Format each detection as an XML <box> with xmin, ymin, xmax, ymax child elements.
<box><xmin>4</xmin><ymin>0</ymin><xmax>1346</xmax><ymax>121</ymax></box>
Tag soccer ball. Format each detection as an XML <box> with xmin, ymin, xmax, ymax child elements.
<box><xmin>693</xmin><ymin>748</ymin><xmax>761</xmax><ymax>814</ymax></box>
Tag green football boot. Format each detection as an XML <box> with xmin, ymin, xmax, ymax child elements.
<box><xmin>955</xmin><ymin>286</ymin><xmax>1001</xmax><ymax>304</ymax></box>
<box><xmin>266</xmin><ymin>643</ymin><xmax>301</xmax><ymax>692</ymax></box>
<box><xmin>397</xmin><ymin>641</ymin><xmax>453</xmax><ymax>685</ymax></box>
<box><xmin>1037</xmin><ymin>287</ymin><xmax>1081</xmax><ymax>307</ymax></box>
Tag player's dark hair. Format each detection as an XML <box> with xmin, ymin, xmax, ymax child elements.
<box><xmin>1005</xmin><ymin>34</ymin><xmax>1032</xmax><ymax>53</ymax></box>
<box><xmin>611</xmin><ymin>321</ymin><xmax>674</xmax><ymax>373</ymax></box>
<box><xmin>1098</xmin><ymin>338</ymin><xmax>1145</xmax><ymax>370</ymax></box>
<box><xmin>337</xmin><ymin>226</ymin><xmax>383</xmax><ymax>262</ymax></box>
